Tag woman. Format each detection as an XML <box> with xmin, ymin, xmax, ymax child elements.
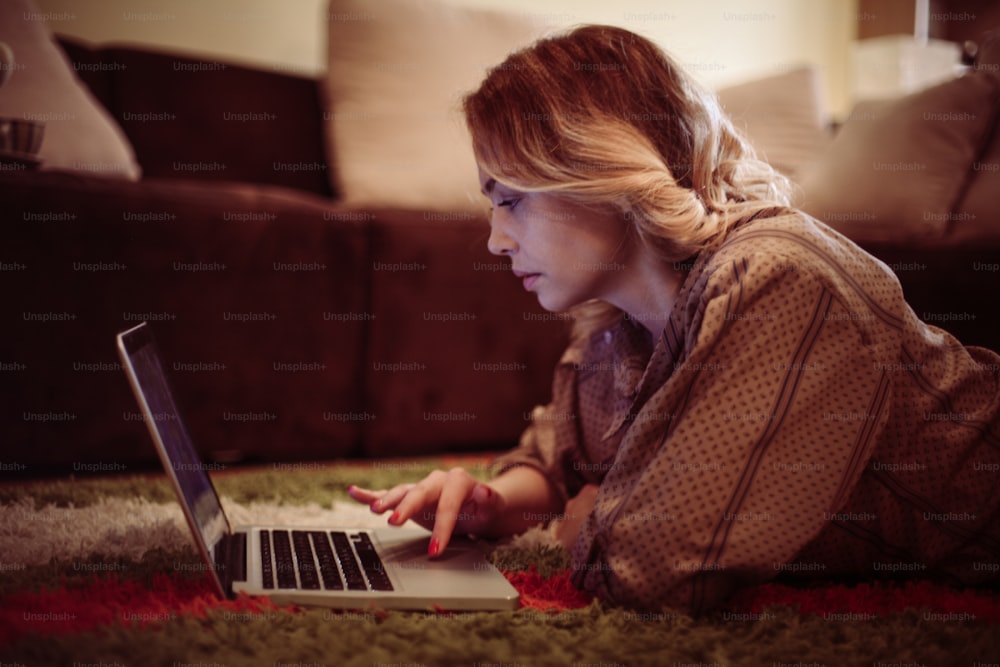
<box><xmin>350</xmin><ymin>25</ymin><xmax>1000</xmax><ymax>613</ymax></box>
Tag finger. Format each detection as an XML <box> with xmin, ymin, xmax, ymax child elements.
<box><xmin>429</xmin><ymin>469</ymin><xmax>478</xmax><ymax>556</ymax></box>
<box><xmin>392</xmin><ymin>472</ymin><xmax>447</xmax><ymax>529</ymax></box>
<box><xmin>451</xmin><ymin>484</ymin><xmax>493</xmax><ymax>534</ymax></box>
<box><xmin>346</xmin><ymin>486</ymin><xmax>385</xmax><ymax>505</ymax></box>
<box><xmin>368</xmin><ymin>483</ymin><xmax>416</xmax><ymax>514</ymax></box>
<box><xmin>456</xmin><ymin>484</ymin><xmax>497</xmax><ymax>535</ymax></box>
<box><xmin>348</xmin><ymin>483</ymin><xmax>411</xmax><ymax>514</ymax></box>
<box><xmin>469</xmin><ymin>482</ymin><xmax>495</xmax><ymax>512</ymax></box>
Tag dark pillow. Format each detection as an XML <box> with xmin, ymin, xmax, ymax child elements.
<box><xmin>108</xmin><ymin>46</ymin><xmax>334</xmax><ymax>197</ymax></box>
<box><xmin>950</xmin><ymin>30</ymin><xmax>1000</xmax><ymax>244</ymax></box>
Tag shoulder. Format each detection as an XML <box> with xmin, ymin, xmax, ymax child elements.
<box><xmin>715</xmin><ymin>211</ymin><xmax>858</xmax><ymax>268</ymax></box>
<box><xmin>681</xmin><ymin>211</ymin><xmax>909</xmax><ymax>351</ymax></box>
<box><xmin>698</xmin><ymin>210</ymin><xmax>901</xmax><ymax>302</ymax></box>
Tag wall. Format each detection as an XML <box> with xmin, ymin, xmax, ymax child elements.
<box><xmin>33</xmin><ymin>0</ymin><xmax>856</xmax><ymax>117</ymax></box>
<box><xmin>31</xmin><ymin>0</ymin><xmax>329</xmax><ymax>77</ymax></box>
<box><xmin>463</xmin><ymin>0</ymin><xmax>856</xmax><ymax>117</ymax></box>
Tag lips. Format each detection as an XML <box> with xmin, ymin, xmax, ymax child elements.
<box><xmin>512</xmin><ymin>270</ymin><xmax>541</xmax><ymax>291</ymax></box>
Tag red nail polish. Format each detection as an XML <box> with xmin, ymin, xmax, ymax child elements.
<box><xmin>389</xmin><ymin>511</ymin><xmax>401</xmax><ymax>525</ymax></box>
<box><xmin>428</xmin><ymin>538</ymin><xmax>440</xmax><ymax>557</ymax></box>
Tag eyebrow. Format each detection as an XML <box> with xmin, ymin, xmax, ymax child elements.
<box><xmin>481</xmin><ymin>178</ymin><xmax>496</xmax><ymax>196</ymax></box>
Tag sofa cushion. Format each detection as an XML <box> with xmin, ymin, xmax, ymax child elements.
<box><xmin>1</xmin><ymin>170</ymin><xmax>368</xmax><ymax>466</ymax></box>
<box><xmin>321</xmin><ymin>0</ymin><xmax>546</xmax><ymax>213</ymax></box>
<box><xmin>797</xmin><ymin>70</ymin><xmax>1000</xmax><ymax>246</ymax></box>
<box><xmin>0</xmin><ymin>0</ymin><xmax>140</xmax><ymax>179</ymax></box>
<box><xmin>362</xmin><ymin>212</ymin><xmax>569</xmax><ymax>456</ymax></box>
<box><xmin>716</xmin><ymin>66</ymin><xmax>832</xmax><ymax>183</ymax></box>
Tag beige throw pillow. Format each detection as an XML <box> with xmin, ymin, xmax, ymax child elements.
<box><xmin>0</xmin><ymin>0</ymin><xmax>141</xmax><ymax>179</ymax></box>
<box><xmin>322</xmin><ymin>0</ymin><xmax>547</xmax><ymax>212</ymax></box>
<box><xmin>797</xmin><ymin>71</ymin><xmax>1000</xmax><ymax>245</ymax></box>
<box><xmin>716</xmin><ymin>66</ymin><xmax>832</xmax><ymax>183</ymax></box>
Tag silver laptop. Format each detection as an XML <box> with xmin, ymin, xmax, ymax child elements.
<box><xmin>116</xmin><ymin>322</ymin><xmax>519</xmax><ymax>611</ymax></box>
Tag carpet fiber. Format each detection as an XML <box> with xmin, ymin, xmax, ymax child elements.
<box><xmin>1</xmin><ymin>455</ymin><xmax>998</xmax><ymax>666</ymax></box>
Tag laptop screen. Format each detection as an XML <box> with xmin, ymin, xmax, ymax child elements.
<box><xmin>117</xmin><ymin>323</ymin><xmax>230</xmax><ymax>558</ymax></box>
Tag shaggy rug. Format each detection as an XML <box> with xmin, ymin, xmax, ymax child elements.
<box><xmin>1</xmin><ymin>455</ymin><xmax>998</xmax><ymax>666</ymax></box>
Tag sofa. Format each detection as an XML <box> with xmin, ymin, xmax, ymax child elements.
<box><xmin>2</xmin><ymin>0</ymin><xmax>999</xmax><ymax>473</ymax></box>
<box><xmin>0</xmin><ymin>0</ymin><xmax>568</xmax><ymax>472</ymax></box>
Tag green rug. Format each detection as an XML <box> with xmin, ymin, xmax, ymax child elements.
<box><xmin>2</xmin><ymin>455</ymin><xmax>998</xmax><ymax>666</ymax></box>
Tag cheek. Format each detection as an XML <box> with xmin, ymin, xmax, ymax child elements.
<box><xmin>564</xmin><ymin>233</ymin><xmax>622</xmax><ymax>272</ymax></box>
<box><xmin>555</xmin><ymin>209</ymin><xmax>625</xmax><ymax>257</ymax></box>
<box><xmin>526</xmin><ymin>202</ymin><xmax>627</xmax><ymax>274</ymax></box>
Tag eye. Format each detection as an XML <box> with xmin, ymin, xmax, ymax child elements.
<box><xmin>497</xmin><ymin>198</ymin><xmax>520</xmax><ymax>209</ymax></box>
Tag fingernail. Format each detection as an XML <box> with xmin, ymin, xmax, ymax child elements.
<box><xmin>428</xmin><ymin>538</ymin><xmax>440</xmax><ymax>557</ymax></box>
<box><xmin>370</xmin><ymin>501</ymin><xmax>381</xmax><ymax>512</ymax></box>
<box><xmin>389</xmin><ymin>511</ymin><xmax>401</xmax><ymax>525</ymax></box>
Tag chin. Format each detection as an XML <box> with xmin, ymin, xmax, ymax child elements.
<box><xmin>535</xmin><ymin>289</ymin><xmax>582</xmax><ymax>314</ymax></box>
<box><xmin>535</xmin><ymin>292</ymin><xmax>563</xmax><ymax>313</ymax></box>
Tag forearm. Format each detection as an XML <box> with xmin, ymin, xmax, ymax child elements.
<box><xmin>485</xmin><ymin>465</ymin><xmax>564</xmax><ymax>537</ymax></box>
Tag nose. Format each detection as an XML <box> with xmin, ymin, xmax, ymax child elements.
<box><xmin>487</xmin><ymin>213</ymin><xmax>517</xmax><ymax>256</ymax></box>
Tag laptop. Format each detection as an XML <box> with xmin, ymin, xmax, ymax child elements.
<box><xmin>116</xmin><ymin>322</ymin><xmax>519</xmax><ymax>611</ymax></box>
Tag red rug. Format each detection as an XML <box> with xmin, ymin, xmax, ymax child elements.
<box><xmin>5</xmin><ymin>566</ymin><xmax>999</xmax><ymax>647</ymax></box>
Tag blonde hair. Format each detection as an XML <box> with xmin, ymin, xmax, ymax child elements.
<box><xmin>463</xmin><ymin>25</ymin><xmax>792</xmax><ymax>338</ymax></box>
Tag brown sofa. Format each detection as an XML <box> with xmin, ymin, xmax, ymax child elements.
<box><xmin>3</xmin><ymin>25</ymin><xmax>1000</xmax><ymax>474</ymax></box>
<box><xmin>0</xmin><ymin>38</ymin><xmax>569</xmax><ymax>473</ymax></box>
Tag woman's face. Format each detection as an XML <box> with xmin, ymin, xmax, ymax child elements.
<box><xmin>479</xmin><ymin>166</ymin><xmax>634</xmax><ymax>313</ymax></box>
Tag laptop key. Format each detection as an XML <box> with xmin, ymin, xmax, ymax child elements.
<box><xmin>260</xmin><ymin>530</ymin><xmax>274</xmax><ymax>589</ymax></box>
<box><xmin>331</xmin><ymin>531</ymin><xmax>367</xmax><ymax>590</ymax></box>
<box><xmin>271</xmin><ymin>530</ymin><xmax>298</xmax><ymax>589</ymax></box>
<box><xmin>292</xmin><ymin>530</ymin><xmax>321</xmax><ymax>590</ymax></box>
<box><xmin>309</xmin><ymin>531</ymin><xmax>343</xmax><ymax>590</ymax></box>
<box><xmin>352</xmin><ymin>532</ymin><xmax>394</xmax><ymax>591</ymax></box>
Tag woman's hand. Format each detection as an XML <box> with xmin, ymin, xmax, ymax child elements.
<box><xmin>348</xmin><ymin>467</ymin><xmax>503</xmax><ymax>557</ymax></box>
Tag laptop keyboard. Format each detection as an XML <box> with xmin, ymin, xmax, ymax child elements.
<box><xmin>259</xmin><ymin>529</ymin><xmax>393</xmax><ymax>592</ymax></box>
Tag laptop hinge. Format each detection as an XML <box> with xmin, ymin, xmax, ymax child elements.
<box><xmin>214</xmin><ymin>531</ymin><xmax>247</xmax><ymax>594</ymax></box>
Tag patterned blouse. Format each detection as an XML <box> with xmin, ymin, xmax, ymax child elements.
<box><xmin>493</xmin><ymin>210</ymin><xmax>1000</xmax><ymax>613</ymax></box>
